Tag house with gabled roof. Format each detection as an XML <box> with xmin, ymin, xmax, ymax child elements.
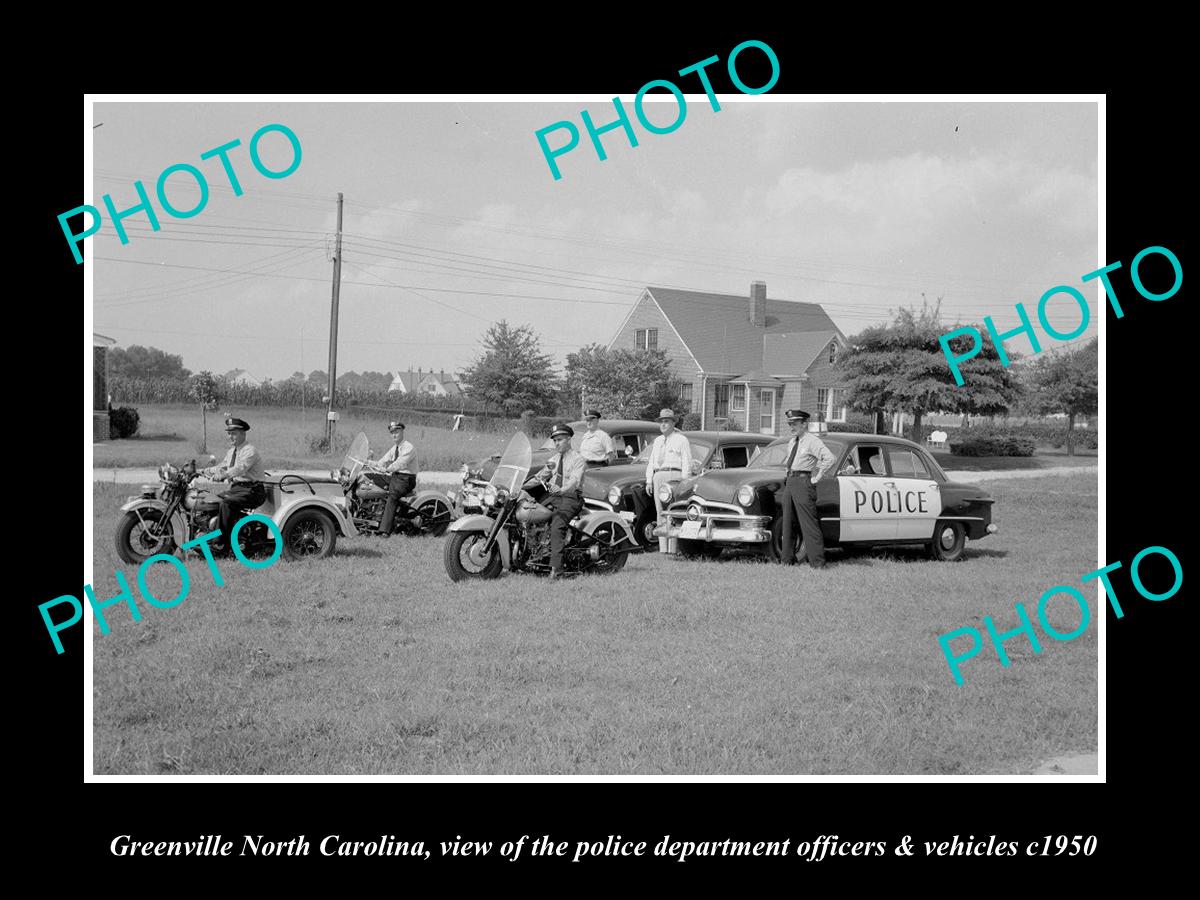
<box><xmin>608</xmin><ymin>282</ymin><xmax>849</xmax><ymax>436</ymax></box>
<box><xmin>388</xmin><ymin>368</ymin><xmax>462</xmax><ymax>398</ymax></box>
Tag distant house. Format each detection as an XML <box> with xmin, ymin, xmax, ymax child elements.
<box><xmin>608</xmin><ymin>282</ymin><xmax>848</xmax><ymax>436</ymax></box>
<box><xmin>388</xmin><ymin>368</ymin><xmax>462</xmax><ymax>398</ymax></box>
<box><xmin>222</xmin><ymin>369</ymin><xmax>263</xmax><ymax>387</ymax></box>
<box><xmin>93</xmin><ymin>333</ymin><xmax>117</xmax><ymax>441</ymax></box>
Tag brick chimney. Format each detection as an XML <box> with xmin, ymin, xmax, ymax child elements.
<box><xmin>749</xmin><ymin>281</ymin><xmax>767</xmax><ymax>327</ymax></box>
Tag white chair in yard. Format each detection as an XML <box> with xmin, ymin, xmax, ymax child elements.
<box><xmin>928</xmin><ymin>430</ymin><xmax>948</xmax><ymax>450</ymax></box>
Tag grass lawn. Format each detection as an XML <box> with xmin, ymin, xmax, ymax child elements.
<box><xmin>93</xmin><ymin>404</ymin><xmax>508</xmax><ymax>471</ymax></box>
<box><xmin>933</xmin><ymin>449</ymin><xmax>1098</xmax><ymax>472</ymax></box>
<box><xmin>90</xmin><ymin>470</ymin><xmax>1098</xmax><ymax>775</ymax></box>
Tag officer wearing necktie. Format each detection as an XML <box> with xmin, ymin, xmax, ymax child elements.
<box><xmin>201</xmin><ymin>416</ymin><xmax>267</xmax><ymax>552</ymax></box>
<box><xmin>778</xmin><ymin>409</ymin><xmax>836</xmax><ymax>568</ymax></box>
<box><xmin>376</xmin><ymin>420</ymin><xmax>421</xmax><ymax>537</ymax></box>
<box><xmin>531</xmin><ymin>423</ymin><xmax>586</xmax><ymax>578</ymax></box>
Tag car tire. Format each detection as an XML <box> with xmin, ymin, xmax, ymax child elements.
<box><xmin>928</xmin><ymin>520</ymin><xmax>967</xmax><ymax>561</ymax></box>
<box><xmin>676</xmin><ymin>538</ymin><xmax>722</xmax><ymax>559</ymax></box>
<box><xmin>768</xmin><ymin>518</ymin><xmax>805</xmax><ymax>564</ymax></box>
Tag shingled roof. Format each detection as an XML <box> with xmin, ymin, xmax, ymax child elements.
<box><xmin>762</xmin><ymin>331</ymin><xmax>840</xmax><ymax>377</ymax></box>
<box><xmin>647</xmin><ymin>287</ymin><xmax>843</xmax><ymax>375</ymax></box>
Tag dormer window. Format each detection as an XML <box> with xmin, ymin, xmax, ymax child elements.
<box><xmin>829</xmin><ymin>342</ymin><xmax>838</xmax><ymax>365</ymax></box>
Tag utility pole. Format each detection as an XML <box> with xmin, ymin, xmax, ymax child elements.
<box><xmin>325</xmin><ymin>192</ymin><xmax>344</xmax><ymax>445</ymax></box>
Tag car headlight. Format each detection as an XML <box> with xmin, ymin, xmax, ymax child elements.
<box><xmin>482</xmin><ymin>484</ymin><xmax>498</xmax><ymax>507</ymax></box>
<box><xmin>657</xmin><ymin>482</ymin><xmax>673</xmax><ymax>503</ymax></box>
<box><xmin>607</xmin><ymin>486</ymin><xmax>623</xmax><ymax>506</ymax></box>
<box><xmin>737</xmin><ymin>485</ymin><xmax>755</xmax><ymax>508</ymax></box>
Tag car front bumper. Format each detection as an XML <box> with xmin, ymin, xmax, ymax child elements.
<box><xmin>660</xmin><ymin>511</ymin><xmax>772</xmax><ymax>543</ymax></box>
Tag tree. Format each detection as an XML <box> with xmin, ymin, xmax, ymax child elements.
<box><xmin>1025</xmin><ymin>340</ymin><xmax>1098</xmax><ymax>455</ymax></box>
<box><xmin>459</xmin><ymin>321</ymin><xmax>560</xmax><ymax>415</ymax></box>
<box><xmin>109</xmin><ymin>344</ymin><xmax>191</xmax><ymax>380</ymax></box>
<box><xmin>837</xmin><ymin>300</ymin><xmax>1023</xmax><ymax>443</ymax></box>
<box><xmin>563</xmin><ymin>344</ymin><xmax>682</xmax><ymax>419</ymax></box>
<box><xmin>187</xmin><ymin>371</ymin><xmax>222</xmax><ymax>453</ymax></box>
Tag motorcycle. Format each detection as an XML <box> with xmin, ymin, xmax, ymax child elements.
<box><xmin>336</xmin><ymin>432</ymin><xmax>453</xmax><ymax>537</ymax></box>
<box><xmin>443</xmin><ymin>432</ymin><xmax>637</xmax><ymax>581</ymax></box>
<box><xmin>115</xmin><ymin>457</ymin><xmax>356</xmax><ymax>565</ymax></box>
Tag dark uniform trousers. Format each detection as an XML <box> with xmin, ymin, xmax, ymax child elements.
<box><xmin>780</xmin><ymin>472</ymin><xmax>825</xmax><ymax>567</ymax></box>
<box><xmin>380</xmin><ymin>472</ymin><xmax>418</xmax><ymax>534</ymax></box>
<box><xmin>219</xmin><ymin>481</ymin><xmax>267</xmax><ymax>545</ymax></box>
<box><xmin>545</xmin><ymin>489</ymin><xmax>583</xmax><ymax>570</ymax></box>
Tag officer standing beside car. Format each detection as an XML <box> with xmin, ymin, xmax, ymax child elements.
<box><xmin>778</xmin><ymin>409</ymin><xmax>836</xmax><ymax>569</ymax></box>
<box><xmin>645</xmin><ymin>408</ymin><xmax>693</xmax><ymax>553</ymax></box>
<box><xmin>578</xmin><ymin>409</ymin><xmax>616</xmax><ymax>468</ymax></box>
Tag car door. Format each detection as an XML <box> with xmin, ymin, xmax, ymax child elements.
<box><xmin>836</xmin><ymin>443</ymin><xmax>896</xmax><ymax>541</ymax></box>
<box><xmin>884</xmin><ymin>445</ymin><xmax>942</xmax><ymax>540</ymax></box>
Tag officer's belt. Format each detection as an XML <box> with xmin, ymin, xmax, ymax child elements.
<box><xmin>786</xmin><ymin>470</ymin><xmax>813</xmax><ymax>477</ymax></box>
<box><xmin>655</xmin><ymin>467</ymin><xmax>682</xmax><ymax>473</ymax></box>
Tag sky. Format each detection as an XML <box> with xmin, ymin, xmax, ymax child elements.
<box><xmin>89</xmin><ymin>99</ymin><xmax>1098</xmax><ymax>382</ymax></box>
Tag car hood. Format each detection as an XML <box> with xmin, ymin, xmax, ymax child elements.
<box><xmin>580</xmin><ymin>463</ymin><xmax>645</xmax><ymax>498</ymax></box>
<box><xmin>684</xmin><ymin>466</ymin><xmax>786</xmax><ymax>504</ymax></box>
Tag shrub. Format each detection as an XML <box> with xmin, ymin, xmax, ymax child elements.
<box><xmin>681</xmin><ymin>412</ymin><xmax>703</xmax><ymax>431</ymax></box>
<box><xmin>950</xmin><ymin>434</ymin><xmax>1036</xmax><ymax>457</ymax></box>
<box><xmin>828</xmin><ymin>421</ymin><xmax>873</xmax><ymax>434</ymax></box>
<box><xmin>109</xmin><ymin>406</ymin><xmax>140</xmax><ymax>439</ymax></box>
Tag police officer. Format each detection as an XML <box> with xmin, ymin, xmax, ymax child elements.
<box><xmin>578</xmin><ymin>409</ymin><xmax>616</xmax><ymax>468</ymax></box>
<box><xmin>202</xmin><ymin>416</ymin><xmax>267</xmax><ymax>552</ymax></box>
<box><xmin>377</xmin><ymin>420</ymin><xmax>420</xmax><ymax>537</ymax></box>
<box><xmin>778</xmin><ymin>409</ymin><xmax>836</xmax><ymax>568</ymax></box>
<box><xmin>645</xmin><ymin>408</ymin><xmax>694</xmax><ymax>553</ymax></box>
<box><xmin>532</xmin><ymin>423</ymin><xmax>586</xmax><ymax>578</ymax></box>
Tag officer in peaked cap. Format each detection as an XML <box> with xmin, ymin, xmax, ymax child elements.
<box><xmin>376</xmin><ymin>420</ymin><xmax>422</xmax><ymax>537</ymax></box>
<box><xmin>578</xmin><ymin>409</ymin><xmax>616</xmax><ymax>468</ymax></box>
<box><xmin>778</xmin><ymin>409</ymin><xmax>836</xmax><ymax>569</ymax></box>
<box><xmin>202</xmin><ymin>415</ymin><xmax>267</xmax><ymax>551</ymax></box>
<box><xmin>530</xmin><ymin>422</ymin><xmax>586</xmax><ymax>578</ymax></box>
<box><xmin>645</xmin><ymin>408</ymin><xmax>695</xmax><ymax>553</ymax></box>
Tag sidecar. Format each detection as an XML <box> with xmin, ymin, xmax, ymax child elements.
<box><xmin>256</xmin><ymin>472</ymin><xmax>358</xmax><ymax>559</ymax></box>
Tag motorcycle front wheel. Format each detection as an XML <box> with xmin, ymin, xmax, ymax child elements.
<box><xmin>115</xmin><ymin>509</ymin><xmax>176</xmax><ymax>565</ymax></box>
<box><xmin>444</xmin><ymin>531</ymin><xmax>503</xmax><ymax>581</ymax></box>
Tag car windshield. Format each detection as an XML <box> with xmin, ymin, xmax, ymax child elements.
<box><xmin>749</xmin><ymin>436</ymin><xmax>846</xmax><ymax>468</ymax></box>
<box><xmin>634</xmin><ymin>437</ymin><xmax>711</xmax><ymax>464</ymax></box>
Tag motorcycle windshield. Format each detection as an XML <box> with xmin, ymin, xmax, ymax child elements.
<box><xmin>491</xmin><ymin>431</ymin><xmax>531</xmax><ymax>494</ymax></box>
<box><xmin>342</xmin><ymin>432</ymin><xmax>371</xmax><ymax>479</ymax></box>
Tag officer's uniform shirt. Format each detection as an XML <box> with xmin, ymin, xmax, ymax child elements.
<box><xmin>645</xmin><ymin>431</ymin><xmax>693</xmax><ymax>483</ymax></box>
<box><xmin>785</xmin><ymin>432</ymin><xmax>836</xmax><ymax>482</ymax></box>
<box><xmin>379</xmin><ymin>439</ymin><xmax>419</xmax><ymax>475</ymax></box>
<box><xmin>214</xmin><ymin>442</ymin><xmax>267</xmax><ymax>483</ymax></box>
<box><xmin>538</xmin><ymin>448</ymin><xmax>586</xmax><ymax>494</ymax></box>
<box><xmin>578</xmin><ymin>428</ymin><xmax>615</xmax><ymax>462</ymax></box>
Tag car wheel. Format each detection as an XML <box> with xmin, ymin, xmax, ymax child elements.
<box><xmin>768</xmin><ymin>518</ymin><xmax>805</xmax><ymax>564</ymax></box>
<box><xmin>928</xmin><ymin>521</ymin><xmax>967</xmax><ymax>561</ymax></box>
<box><xmin>676</xmin><ymin>538</ymin><xmax>722</xmax><ymax>559</ymax></box>
<box><xmin>282</xmin><ymin>509</ymin><xmax>337</xmax><ymax>560</ymax></box>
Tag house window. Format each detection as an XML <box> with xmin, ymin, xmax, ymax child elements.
<box><xmin>713</xmin><ymin>383</ymin><xmax>729</xmax><ymax>419</ymax></box>
<box><xmin>829</xmin><ymin>342</ymin><xmax>837</xmax><ymax>365</ymax></box>
<box><xmin>635</xmin><ymin>328</ymin><xmax>658</xmax><ymax>351</ymax></box>
<box><xmin>816</xmin><ymin>387</ymin><xmax>847</xmax><ymax>423</ymax></box>
<box><xmin>678</xmin><ymin>383</ymin><xmax>693</xmax><ymax>411</ymax></box>
<box><xmin>731</xmin><ymin>384</ymin><xmax>746</xmax><ymax>412</ymax></box>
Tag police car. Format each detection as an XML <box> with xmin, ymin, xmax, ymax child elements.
<box><xmin>661</xmin><ymin>433</ymin><xmax>997</xmax><ymax>561</ymax></box>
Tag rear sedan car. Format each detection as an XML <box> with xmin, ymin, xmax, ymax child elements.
<box><xmin>450</xmin><ymin>419</ymin><xmax>663</xmax><ymax>518</ymax></box>
<box><xmin>582</xmin><ymin>432</ymin><xmax>776</xmax><ymax>549</ymax></box>
<box><xmin>662</xmin><ymin>433</ymin><xmax>997</xmax><ymax>562</ymax></box>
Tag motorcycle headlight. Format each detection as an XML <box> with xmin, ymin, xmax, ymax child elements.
<box><xmin>607</xmin><ymin>486</ymin><xmax>623</xmax><ymax>506</ymax></box>
<box><xmin>737</xmin><ymin>485</ymin><xmax>755</xmax><ymax>508</ymax></box>
<box><xmin>657</xmin><ymin>482</ymin><xmax>673</xmax><ymax>503</ymax></box>
<box><xmin>482</xmin><ymin>484</ymin><xmax>498</xmax><ymax>507</ymax></box>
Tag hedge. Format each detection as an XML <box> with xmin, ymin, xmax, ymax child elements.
<box><xmin>950</xmin><ymin>434</ymin><xmax>1036</xmax><ymax>457</ymax></box>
